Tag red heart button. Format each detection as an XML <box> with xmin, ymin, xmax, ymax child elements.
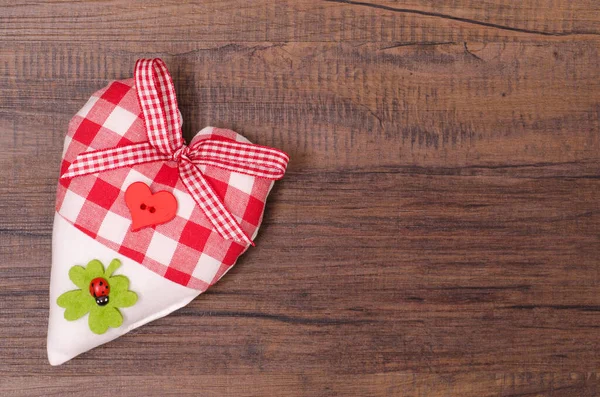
<box><xmin>125</xmin><ymin>182</ymin><xmax>178</xmax><ymax>231</ymax></box>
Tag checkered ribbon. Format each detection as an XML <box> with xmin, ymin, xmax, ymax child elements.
<box><xmin>61</xmin><ymin>58</ymin><xmax>289</xmax><ymax>245</ymax></box>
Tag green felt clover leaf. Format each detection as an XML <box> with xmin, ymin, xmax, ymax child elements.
<box><xmin>56</xmin><ymin>258</ymin><xmax>138</xmax><ymax>335</ymax></box>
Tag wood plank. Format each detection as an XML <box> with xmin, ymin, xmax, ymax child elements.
<box><xmin>1</xmin><ymin>373</ymin><xmax>599</xmax><ymax>396</ymax></box>
<box><xmin>1</xmin><ymin>0</ymin><xmax>599</xmax><ymax>42</ymax></box>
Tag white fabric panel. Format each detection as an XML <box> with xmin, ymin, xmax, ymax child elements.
<box><xmin>47</xmin><ymin>213</ymin><xmax>200</xmax><ymax>366</ymax></box>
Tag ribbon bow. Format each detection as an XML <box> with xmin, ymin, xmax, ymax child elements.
<box><xmin>61</xmin><ymin>58</ymin><xmax>289</xmax><ymax>245</ymax></box>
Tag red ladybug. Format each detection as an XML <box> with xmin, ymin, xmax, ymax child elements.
<box><xmin>89</xmin><ymin>277</ymin><xmax>110</xmax><ymax>306</ymax></box>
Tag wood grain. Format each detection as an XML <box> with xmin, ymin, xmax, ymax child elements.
<box><xmin>1</xmin><ymin>0</ymin><xmax>600</xmax><ymax>395</ymax></box>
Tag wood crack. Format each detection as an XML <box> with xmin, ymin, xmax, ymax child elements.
<box><xmin>173</xmin><ymin>309</ymin><xmax>375</xmax><ymax>325</ymax></box>
<box><xmin>379</xmin><ymin>41</ymin><xmax>457</xmax><ymax>50</ymax></box>
<box><xmin>325</xmin><ymin>0</ymin><xmax>600</xmax><ymax>37</ymax></box>
<box><xmin>507</xmin><ymin>305</ymin><xmax>600</xmax><ymax>312</ymax></box>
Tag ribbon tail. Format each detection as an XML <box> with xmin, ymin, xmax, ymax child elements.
<box><xmin>178</xmin><ymin>160</ymin><xmax>253</xmax><ymax>246</ymax></box>
<box><xmin>61</xmin><ymin>142</ymin><xmax>167</xmax><ymax>179</ymax></box>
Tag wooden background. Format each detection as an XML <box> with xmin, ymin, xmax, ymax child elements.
<box><xmin>1</xmin><ymin>0</ymin><xmax>599</xmax><ymax>395</ymax></box>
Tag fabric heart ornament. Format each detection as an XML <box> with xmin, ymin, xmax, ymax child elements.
<box><xmin>47</xmin><ymin>59</ymin><xmax>289</xmax><ymax>365</ymax></box>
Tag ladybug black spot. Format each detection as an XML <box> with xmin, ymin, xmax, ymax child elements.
<box><xmin>99</xmin><ymin>281</ymin><xmax>103</xmax><ymax>286</ymax></box>
<box><xmin>140</xmin><ymin>203</ymin><xmax>147</xmax><ymax>210</ymax></box>
<box><xmin>149</xmin><ymin>206</ymin><xmax>156</xmax><ymax>213</ymax></box>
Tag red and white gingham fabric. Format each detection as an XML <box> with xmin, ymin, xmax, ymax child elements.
<box><xmin>55</xmin><ymin>59</ymin><xmax>289</xmax><ymax>290</ymax></box>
